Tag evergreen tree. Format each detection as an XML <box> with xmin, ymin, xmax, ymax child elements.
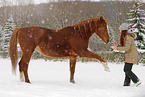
<box><xmin>127</xmin><ymin>1</ymin><xmax>145</xmax><ymax>49</ymax></box>
<box><xmin>0</xmin><ymin>26</ymin><xmax>4</xmax><ymax>51</ymax></box>
<box><xmin>2</xmin><ymin>15</ymin><xmax>16</xmax><ymax>51</ymax></box>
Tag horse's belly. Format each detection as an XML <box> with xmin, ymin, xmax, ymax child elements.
<box><xmin>35</xmin><ymin>46</ymin><xmax>46</xmax><ymax>55</ymax></box>
<box><xmin>35</xmin><ymin>46</ymin><xmax>71</xmax><ymax>57</ymax></box>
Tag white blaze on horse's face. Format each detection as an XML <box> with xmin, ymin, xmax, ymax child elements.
<box><xmin>107</xmin><ymin>25</ymin><xmax>109</xmax><ymax>31</ymax></box>
<box><xmin>105</xmin><ymin>24</ymin><xmax>109</xmax><ymax>43</ymax></box>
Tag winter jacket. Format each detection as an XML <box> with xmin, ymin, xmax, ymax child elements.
<box><xmin>116</xmin><ymin>33</ymin><xmax>138</xmax><ymax>64</ymax></box>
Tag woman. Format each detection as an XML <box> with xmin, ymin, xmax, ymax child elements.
<box><xmin>112</xmin><ymin>23</ymin><xmax>141</xmax><ymax>87</ymax></box>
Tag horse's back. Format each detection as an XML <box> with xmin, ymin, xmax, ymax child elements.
<box><xmin>18</xmin><ymin>26</ymin><xmax>49</xmax><ymax>50</ymax></box>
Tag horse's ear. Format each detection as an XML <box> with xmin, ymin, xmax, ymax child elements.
<box><xmin>100</xmin><ymin>16</ymin><xmax>104</xmax><ymax>21</ymax></box>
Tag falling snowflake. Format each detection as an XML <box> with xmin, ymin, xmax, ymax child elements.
<box><xmin>49</xmin><ymin>36</ymin><xmax>52</xmax><ymax>40</ymax></box>
<box><xmin>65</xmin><ymin>19</ymin><xmax>68</xmax><ymax>23</ymax></box>
<box><xmin>57</xmin><ymin>45</ymin><xmax>59</xmax><ymax>47</ymax></box>
<box><xmin>29</xmin><ymin>34</ymin><xmax>32</xmax><ymax>38</ymax></box>
<box><xmin>41</xmin><ymin>20</ymin><xmax>45</xmax><ymax>24</ymax></box>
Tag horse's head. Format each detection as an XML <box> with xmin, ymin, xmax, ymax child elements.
<box><xmin>74</xmin><ymin>16</ymin><xmax>109</xmax><ymax>43</ymax></box>
<box><xmin>94</xmin><ymin>16</ymin><xmax>109</xmax><ymax>44</ymax></box>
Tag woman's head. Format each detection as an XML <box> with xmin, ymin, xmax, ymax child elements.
<box><xmin>119</xmin><ymin>23</ymin><xmax>129</xmax><ymax>31</ymax></box>
<box><xmin>120</xmin><ymin>30</ymin><xmax>128</xmax><ymax>47</ymax></box>
<box><xmin>119</xmin><ymin>23</ymin><xmax>129</xmax><ymax>47</ymax></box>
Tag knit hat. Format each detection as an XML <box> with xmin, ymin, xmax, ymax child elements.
<box><xmin>119</xmin><ymin>23</ymin><xmax>129</xmax><ymax>30</ymax></box>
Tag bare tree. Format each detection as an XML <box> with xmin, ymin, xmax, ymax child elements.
<box><xmin>12</xmin><ymin>0</ymin><xmax>35</xmax><ymax>27</ymax></box>
<box><xmin>0</xmin><ymin>0</ymin><xmax>12</xmax><ymax>26</ymax></box>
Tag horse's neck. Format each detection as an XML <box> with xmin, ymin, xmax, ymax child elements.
<box><xmin>81</xmin><ymin>28</ymin><xmax>95</xmax><ymax>40</ymax></box>
<box><xmin>58</xmin><ymin>25</ymin><xmax>94</xmax><ymax>40</ymax></box>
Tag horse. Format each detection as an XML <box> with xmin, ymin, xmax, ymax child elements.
<box><xmin>9</xmin><ymin>16</ymin><xmax>110</xmax><ymax>83</ymax></box>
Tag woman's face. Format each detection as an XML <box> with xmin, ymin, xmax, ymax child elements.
<box><xmin>120</xmin><ymin>30</ymin><xmax>128</xmax><ymax>33</ymax></box>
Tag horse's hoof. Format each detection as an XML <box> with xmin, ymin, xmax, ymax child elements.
<box><xmin>70</xmin><ymin>79</ymin><xmax>75</xmax><ymax>84</ymax></box>
<box><xmin>104</xmin><ymin>67</ymin><xmax>110</xmax><ymax>72</ymax></box>
<box><xmin>25</xmin><ymin>80</ymin><xmax>31</xmax><ymax>84</ymax></box>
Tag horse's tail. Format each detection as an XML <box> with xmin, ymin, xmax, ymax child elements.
<box><xmin>9</xmin><ymin>28</ymin><xmax>21</xmax><ymax>74</ymax></box>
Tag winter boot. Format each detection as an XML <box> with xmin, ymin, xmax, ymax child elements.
<box><xmin>135</xmin><ymin>80</ymin><xmax>141</xmax><ymax>87</ymax></box>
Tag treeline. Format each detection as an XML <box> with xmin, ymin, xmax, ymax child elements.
<box><xmin>0</xmin><ymin>51</ymin><xmax>144</xmax><ymax>63</ymax></box>
<box><xmin>0</xmin><ymin>1</ymin><xmax>144</xmax><ymax>63</ymax></box>
<box><xmin>0</xmin><ymin>1</ymin><xmax>142</xmax><ymax>51</ymax></box>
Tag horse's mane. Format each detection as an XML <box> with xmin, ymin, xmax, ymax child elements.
<box><xmin>73</xmin><ymin>18</ymin><xmax>97</xmax><ymax>38</ymax></box>
<box><xmin>73</xmin><ymin>17</ymin><xmax>107</xmax><ymax>39</ymax></box>
<box><xmin>55</xmin><ymin>17</ymin><xmax>107</xmax><ymax>39</ymax></box>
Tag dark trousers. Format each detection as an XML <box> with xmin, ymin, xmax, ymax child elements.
<box><xmin>123</xmin><ymin>62</ymin><xmax>139</xmax><ymax>85</ymax></box>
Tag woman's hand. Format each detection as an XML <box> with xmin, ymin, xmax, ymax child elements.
<box><xmin>111</xmin><ymin>46</ymin><xmax>117</xmax><ymax>50</ymax></box>
<box><xmin>111</xmin><ymin>42</ymin><xmax>118</xmax><ymax>50</ymax></box>
<box><xmin>113</xmin><ymin>42</ymin><xmax>118</xmax><ymax>46</ymax></box>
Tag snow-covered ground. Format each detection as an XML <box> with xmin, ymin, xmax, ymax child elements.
<box><xmin>0</xmin><ymin>59</ymin><xmax>145</xmax><ymax>97</ymax></box>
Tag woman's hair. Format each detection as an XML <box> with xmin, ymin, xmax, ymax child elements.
<box><xmin>120</xmin><ymin>30</ymin><xmax>128</xmax><ymax>47</ymax></box>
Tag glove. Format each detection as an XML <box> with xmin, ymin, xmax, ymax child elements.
<box><xmin>111</xmin><ymin>46</ymin><xmax>116</xmax><ymax>50</ymax></box>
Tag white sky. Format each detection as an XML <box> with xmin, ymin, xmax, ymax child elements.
<box><xmin>34</xmin><ymin>0</ymin><xmax>101</xmax><ymax>4</ymax></box>
<box><xmin>2</xmin><ymin>0</ymin><xmax>145</xmax><ymax>6</ymax></box>
<box><xmin>34</xmin><ymin>0</ymin><xmax>143</xmax><ymax>4</ymax></box>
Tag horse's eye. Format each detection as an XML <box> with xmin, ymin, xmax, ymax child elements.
<box><xmin>104</xmin><ymin>28</ymin><xmax>107</xmax><ymax>30</ymax></box>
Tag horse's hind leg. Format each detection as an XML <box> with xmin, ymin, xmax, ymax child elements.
<box><xmin>19</xmin><ymin>55</ymin><xmax>31</xmax><ymax>83</ymax></box>
<box><xmin>19</xmin><ymin>57</ymin><xmax>24</xmax><ymax>82</ymax></box>
<box><xmin>19</xmin><ymin>49</ymin><xmax>35</xmax><ymax>83</ymax></box>
<box><xmin>69</xmin><ymin>56</ymin><xmax>77</xmax><ymax>83</ymax></box>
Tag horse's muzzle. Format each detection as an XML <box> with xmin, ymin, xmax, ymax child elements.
<box><xmin>105</xmin><ymin>40</ymin><xmax>109</xmax><ymax>44</ymax></box>
<box><xmin>107</xmin><ymin>40</ymin><xmax>109</xmax><ymax>43</ymax></box>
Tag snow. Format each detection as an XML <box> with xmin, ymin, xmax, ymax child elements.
<box><xmin>41</xmin><ymin>20</ymin><xmax>45</xmax><ymax>24</ymax></box>
<box><xmin>0</xmin><ymin>59</ymin><xmax>145</xmax><ymax>97</ymax></box>
<box><xmin>138</xmin><ymin>49</ymin><xmax>145</xmax><ymax>53</ymax></box>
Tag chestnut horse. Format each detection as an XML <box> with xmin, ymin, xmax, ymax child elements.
<box><xmin>9</xmin><ymin>16</ymin><xmax>110</xmax><ymax>83</ymax></box>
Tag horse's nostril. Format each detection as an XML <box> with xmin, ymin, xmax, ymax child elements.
<box><xmin>107</xmin><ymin>40</ymin><xmax>109</xmax><ymax>43</ymax></box>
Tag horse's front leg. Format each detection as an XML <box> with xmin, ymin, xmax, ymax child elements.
<box><xmin>69</xmin><ymin>56</ymin><xmax>77</xmax><ymax>83</ymax></box>
<box><xmin>77</xmin><ymin>50</ymin><xmax>110</xmax><ymax>72</ymax></box>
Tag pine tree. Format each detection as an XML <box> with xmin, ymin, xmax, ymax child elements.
<box><xmin>0</xmin><ymin>26</ymin><xmax>4</xmax><ymax>51</ymax></box>
<box><xmin>2</xmin><ymin>15</ymin><xmax>16</xmax><ymax>51</ymax></box>
<box><xmin>127</xmin><ymin>1</ymin><xmax>145</xmax><ymax>49</ymax></box>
